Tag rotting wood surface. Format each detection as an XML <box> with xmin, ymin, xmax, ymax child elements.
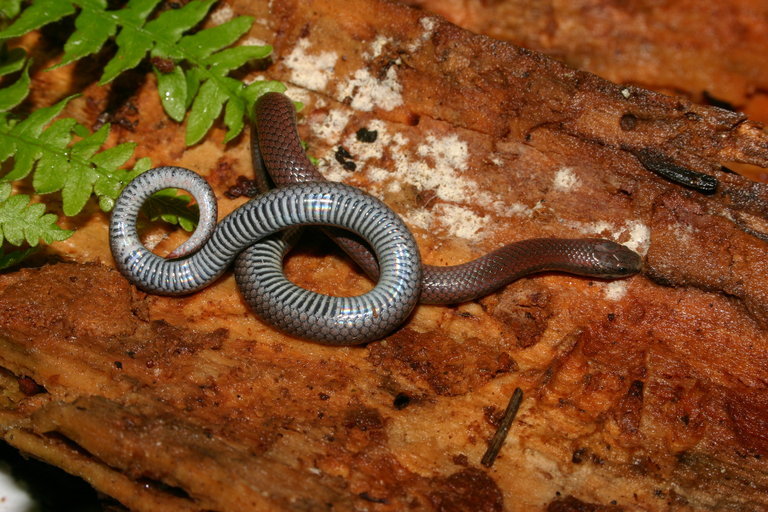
<box><xmin>401</xmin><ymin>0</ymin><xmax>768</xmax><ymax>111</ymax></box>
<box><xmin>2</xmin><ymin>0</ymin><xmax>768</xmax><ymax>510</ymax></box>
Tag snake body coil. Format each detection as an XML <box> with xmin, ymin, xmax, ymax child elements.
<box><xmin>110</xmin><ymin>92</ymin><xmax>641</xmax><ymax>344</ymax></box>
<box><xmin>110</xmin><ymin>167</ymin><xmax>421</xmax><ymax>344</ymax></box>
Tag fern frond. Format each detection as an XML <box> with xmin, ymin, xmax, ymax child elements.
<box><xmin>0</xmin><ymin>0</ymin><xmax>281</xmax><ymax>144</ymax></box>
<box><xmin>157</xmin><ymin>16</ymin><xmax>276</xmax><ymax>144</ymax></box>
<box><xmin>0</xmin><ymin>89</ymin><xmax>147</xmax><ymax>216</ymax></box>
<box><xmin>0</xmin><ymin>0</ymin><xmax>278</xmax><ymax>270</ymax></box>
<box><xmin>0</xmin><ymin>183</ymin><xmax>71</xmax><ymax>247</ymax></box>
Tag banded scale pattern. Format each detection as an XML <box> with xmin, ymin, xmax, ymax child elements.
<box><xmin>110</xmin><ymin>166</ymin><xmax>422</xmax><ymax>344</ymax></box>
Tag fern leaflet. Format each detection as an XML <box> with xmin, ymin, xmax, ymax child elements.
<box><xmin>0</xmin><ymin>0</ymin><xmax>282</xmax><ymax>144</ymax></box>
<box><xmin>0</xmin><ymin>182</ymin><xmax>72</xmax><ymax>248</ymax></box>
<box><xmin>142</xmin><ymin>188</ymin><xmax>199</xmax><ymax>232</ymax></box>
<box><xmin>0</xmin><ymin>93</ymin><xmax>151</xmax><ymax>215</ymax></box>
<box><xmin>0</xmin><ymin>0</ymin><xmax>23</xmax><ymax>21</ymax></box>
<box><xmin>0</xmin><ymin>246</ymin><xmax>35</xmax><ymax>271</ymax></box>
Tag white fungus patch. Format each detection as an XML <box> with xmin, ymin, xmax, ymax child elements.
<box><xmin>210</xmin><ymin>4</ymin><xmax>234</xmax><ymax>25</ymax></box>
<box><xmin>491</xmin><ymin>200</ymin><xmax>540</xmax><ymax>218</ymax></box>
<box><xmin>284</xmin><ymin>38</ymin><xmax>338</xmax><ymax>91</ymax></box>
<box><xmin>315</xmin><ymin>120</ymin><xmax>523</xmax><ymax>240</ymax></box>
<box><xmin>396</xmin><ymin>134</ymin><xmax>475</xmax><ymax>204</ymax></box>
<box><xmin>310</xmin><ymin>108</ymin><xmax>353</xmax><ymax>142</ymax></box>
<box><xmin>333</xmin><ymin>34</ymin><xmax>405</xmax><ymax>111</ymax></box>
<box><xmin>421</xmin><ymin>16</ymin><xmax>437</xmax><ymax>32</ymax></box>
<box><xmin>318</xmin><ymin>159</ymin><xmax>354</xmax><ymax>184</ymax></box>
<box><xmin>622</xmin><ymin>220</ymin><xmax>652</xmax><ymax>255</ymax></box>
<box><xmin>367</xmin><ymin>35</ymin><xmax>392</xmax><ymax>59</ymax></box>
<box><xmin>417</xmin><ymin>135</ymin><xmax>467</xmax><ymax>175</ymax></box>
<box><xmin>393</xmin><ymin>134</ymin><xmax>482</xmax><ymax>205</ymax></box>
<box><xmin>336</xmin><ymin>66</ymin><xmax>403</xmax><ymax>112</ymax></box>
<box><xmin>408</xmin><ymin>16</ymin><xmax>438</xmax><ymax>52</ymax></box>
<box><xmin>366</xmin><ymin>165</ymin><xmax>392</xmax><ymax>184</ymax></box>
<box><xmin>602</xmin><ymin>280</ymin><xmax>629</xmax><ymax>301</ymax></box>
<box><xmin>341</xmin><ymin>119</ymin><xmax>389</xmax><ymax>162</ymax></box>
<box><xmin>553</xmin><ymin>167</ymin><xmax>580</xmax><ymax>192</ymax></box>
<box><xmin>310</xmin><ymin>109</ymin><xmax>647</xmax><ymax>248</ymax></box>
<box><xmin>490</xmin><ymin>156</ymin><xmax>505</xmax><ymax>166</ymax></box>
<box><xmin>565</xmin><ymin>218</ymin><xmax>651</xmax><ymax>256</ymax></box>
<box><xmin>240</xmin><ymin>37</ymin><xmax>268</xmax><ymax>48</ymax></box>
<box><xmin>402</xmin><ymin>205</ymin><xmax>489</xmax><ymax>239</ymax></box>
<box><xmin>565</xmin><ymin>219</ymin><xmax>614</xmax><ymax>237</ymax></box>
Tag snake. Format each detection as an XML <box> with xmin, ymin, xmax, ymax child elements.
<box><xmin>247</xmin><ymin>92</ymin><xmax>642</xmax><ymax>305</ymax></box>
<box><xmin>109</xmin><ymin>92</ymin><xmax>642</xmax><ymax>344</ymax></box>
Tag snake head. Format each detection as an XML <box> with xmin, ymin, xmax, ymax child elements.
<box><xmin>590</xmin><ymin>240</ymin><xmax>643</xmax><ymax>278</ymax></box>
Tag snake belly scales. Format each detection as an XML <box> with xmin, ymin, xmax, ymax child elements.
<box><xmin>110</xmin><ymin>92</ymin><xmax>642</xmax><ymax>344</ymax></box>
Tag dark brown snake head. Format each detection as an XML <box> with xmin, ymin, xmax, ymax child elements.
<box><xmin>588</xmin><ymin>240</ymin><xmax>643</xmax><ymax>278</ymax></box>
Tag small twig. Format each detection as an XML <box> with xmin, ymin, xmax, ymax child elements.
<box><xmin>481</xmin><ymin>387</ymin><xmax>524</xmax><ymax>468</ymax></box>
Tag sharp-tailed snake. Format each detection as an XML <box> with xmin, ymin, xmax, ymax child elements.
<box><xmin>110</xmin><ymin>92</ymin><xmax>642</xmax><ymax>344</ymax></box>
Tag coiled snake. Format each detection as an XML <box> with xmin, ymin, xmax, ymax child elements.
<box><xmin>110</xmin><ymin>92</ymin><xmax>641</xmax><ymax>344</ymax></box>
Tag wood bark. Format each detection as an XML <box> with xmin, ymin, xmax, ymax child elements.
<box><xmin>2</xmin><ymin>0</ymin><xmax>768</xmax><ymax>510</ymax></box>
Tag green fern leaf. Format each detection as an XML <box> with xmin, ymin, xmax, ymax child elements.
<box><xmin>0</xmin><ymin>0</ymin><xmax>23</xmax><ymax>21</ymax></box>
<box><xmin>0</xmin><ymin>47</ymin><xmax>25</xmax><ymax>77</ymax></box>
<box><xmin>155</xmin><ymin>65</ymin><xmax>187</xmax><ymax>121</ymax></box>
<box><xmin>0</xmin><ymin>60</ymin><xmax>30</xmax><ymax>110</ymax></box>
<box><xmin>0</xmin><ymin>0</ymin><xmax>75</xmax><ymax>39</ymax></box>
<box><xmin>181</xmin><ymin>45</ymin><xmax>274</xmax><ymax>146</ymax></box>
<box><xmin>184</xmin><ymin>76</ymin><xmax>231</xmax><ymax>145</ymax></box>
<box><xmin>0</xmin><ymin>191</ymin><xmax>72</xmax><ymax>247</ymax></box>
<box><xmin>146</xmin><ymin>0</ymin><xmax>215</xmax><ymax>48</ymax></box>
<box><xmin>30</xmin><ymin>117</ymin><xmax>80</xmax><ymax>192</ymax></box>
<box><xmin>95</xmin><ymin>156</ymin><xmax>150</xmax><ymax>212</ymax></box>
<box><xmin>175</xmin><ymin>15</ymin><xmax>253</xmax><ymax>61</ymax></box>
<box><xmin>98</xmin><ymin>2</ymin><xmax>159</xmax><ymax>84</ymax></box>
<box><xmin>1</xmin><ymin>96</ymin><xmax>73</xmax><ymax>181</ymax></box>
<box><xmin>101</xmin><ymin>0</ymin><xmax>213</xmax><ymax>84</ymax></box>
<box><xmin>152</xmin><ymin>12</ymin><xmax>272</xmax><ymax>144</ymax></box>
<box><xmin>4</xmin><ymin>0</ymin><xmax>278</xmax><ymax>144</ymax></box>
<box><xmin>153</xmin><ymin>14</ymin><xmax>255</xmax><ymax>123</ymax></box>
<box><xmin>56</xmin><ymin>0</ymin><xmax>116</xmax><ymax>68</ymax></box>
<box><xmin>0</xmin><ymin>246</ymin><xmax>35</xmax><ymax>271</ymax></box>
<box><xmin>0</xmin><ymin>94</ymin><xmax>147</xmax><ymax>216</ymax></box>
<box><xmin>223</xmin><ymin>92</ymin><xmax>246</xmax><ymax>143</ymax></box>
<box><xmin>203</xmin><ymin>45</ymin><xmax>270</xmax><ymax>75</ymax></box>
<box><xmin>143</xmin><ymin>188</ymin><xmax>199</xmax><ymax>232</ymax></box>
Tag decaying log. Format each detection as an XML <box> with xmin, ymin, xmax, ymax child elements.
<box><xmin>401</xmin><ymin>0</ymin><xmax>768</xmax><ymax>110</ymax></box>
<box><xmin>2</xmin><ymin>0</ymin><xmax>768</xmax><ymax>510</ymax></box>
